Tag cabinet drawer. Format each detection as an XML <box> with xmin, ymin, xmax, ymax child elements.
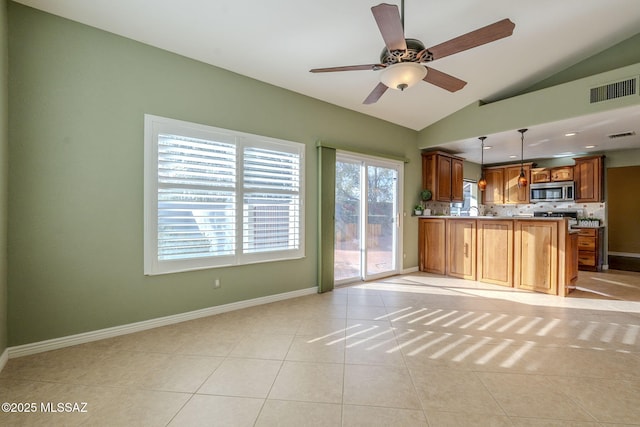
<box><xmin>577</xmin><ymin>228</ymin><xmax>597</xmax><ymax>237</ymax></box>
<box><xmin>578</xmin><ymin>252</ymin><xmax>596</xmax><ymax>266</ymax></box>
<box><xmin>577</xmin><ymin>237</ymin><xmax>596</xmax><ymax>250</ymax></box>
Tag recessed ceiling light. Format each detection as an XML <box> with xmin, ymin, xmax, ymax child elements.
<box><xmin>585</xmin><ymin>145</ymin><xmax>597</xmax><ymax>149</ymax></box>
<box><xmin>509</xmin><ymin>155</ymin><xmax>517</xmax><ymax>158</ymax></box>
<box><xmin>565</xmin><ymin>132</ymin><xmax>578</xmax><ymax>137</ymax></box>
<box><xmin>483</xmin><ymin>145</ymin><xmax>492</xmax><ymax>150</ymax></box>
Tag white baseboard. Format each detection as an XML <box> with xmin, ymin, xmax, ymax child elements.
<box><xmin>0</xmin><ymin>348</ymin><xmax>8</xmax><ymax>372</ymax></box>
<box><xmin>8</xmin><ymin>286</ymin><xmax>317</xmax><ymax>359</ymax></box>
<box><xmin>608</xmin><ymin>251</ymin><xmax>640</xmax><ymax>258</ymax></box>
<box><xmin>402</xmin><ymin>266</ymin><xmax>419</xmax><ymax>274</ymax></box>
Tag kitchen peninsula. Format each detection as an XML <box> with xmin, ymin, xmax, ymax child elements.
<box><xmin>418</xmin><ymin>216</ymin><xmax>579</xmax><ymax>296</ymax></box>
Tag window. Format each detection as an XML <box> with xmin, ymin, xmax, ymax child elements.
<box><xmin>450</xmin><ymin>179</ymin><xmax>478</xmax><ymax>216</ymax></box>
<box><xmin>144</xmin><ymin>115</ymin><xmax>304</xmax><ymax>275</ymax></box>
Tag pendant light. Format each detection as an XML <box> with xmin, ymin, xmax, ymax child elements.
<box><xmin>478</xmin><ymin>136</ymin><xmax>487</xmax><ymax>191</ymax></box>
<box><xmin>517</xmin><ymin>128</ymin><xmax>528</xmax><ymax>188</ymax></box>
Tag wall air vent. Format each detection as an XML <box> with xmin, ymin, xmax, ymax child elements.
<box><xmin>590</xmin><ymin>77</ymin><xmax>637</xmax><ymax>103</ymax></box>
<box><xmin>607</xmin><ymin>131</ymin><xmax>636</xmax><ymax>139</ymax></box>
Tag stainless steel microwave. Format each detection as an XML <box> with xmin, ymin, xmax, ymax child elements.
<box><xmin>530</xmin><ymin>181</ymin><xmax>575</xmax><ymax>202</ymax></box>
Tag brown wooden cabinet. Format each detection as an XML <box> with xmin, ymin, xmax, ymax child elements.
<box><xmin>447</xmin><ymin>219</ymin><xmax>476</xmax><ymax>280</ymax></box>
<box><xmin>477</xmin><ymin>219</ymin><xmax>513</xmax><ymax>287</ymax></box>
<box><xmin>418</xmin><ymin>218</ymin><xmax>446</xmax><ymax>274</ymax></box>
<box><xmin>514</xmin><ymin>220</ymin><xmax>558</xmax><ymax>295</ymax></box>
<box><xmin>482</xmin><ymin>167</ymin><xmax>505</xmax><ymax>204</ymax></box>
<box><xmin>482</xmin><ymin>164</ymin><xmax>531</xmax><ymax>204</ymax></box>
<box><xmin>504</xmin><ymin>164</ymin><xmax>531</xmax><ymax>204</ymax></box>
<box><xmin>422</xmin><ymin>151</ymin><xmax>464</xmax><ymax>202</ymax></box>
<box><xmin>565</xmin><ymin>232</ymin><xmax>579</xmax><ymax>294</ymax></box>
<box><xmin>419</xmin><ymin>218</ymin><xmax>577</xmax><ymax>296</ymax></box>
<box><xmin>576</xmin><ymin>227</ymin><xmax>604</xmax><ymax>271</ymax></box>
<box><xmin>574</xmin><ymin>155</ymin><xmax>604</xmax><ymax>202</ymax></box>
<box><xmin>531</xmin><ymin>168</ymin><xmax>551</xmax><ymax>183</ymax></box>
<box><xmin>551</xmin><ymin>166</ymin><xmax>574</xmax><ymax>181</ymax></box>
<box><xmin>531</xmin><ymin>166</ymin><xmax>574</xmax><ymax>183</ymax></box>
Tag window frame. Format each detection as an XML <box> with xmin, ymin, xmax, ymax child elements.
<box><xmin>144</xmin><ymin>114</ymin><xmax>305</xmax><ymax>275</ymax></box>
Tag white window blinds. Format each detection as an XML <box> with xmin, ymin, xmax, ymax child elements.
<box><xmin>145</xmin><ymin>115</ymin><xmax>304</xmax><ymax>275</ymax></box>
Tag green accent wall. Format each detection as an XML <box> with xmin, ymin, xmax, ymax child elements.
<box><xmin>417</xmin><ymin>62</ymin><xmax>640</xmax><ymax>149</ymax></box>
<box><xmin>517</xmin><ymin>33</ymin><xmax>640</xmax><ymax>96</ymax></box>
<box><xmin>0</xmin><ymin>0</ymin><xmax>8</xmax><ymax>355</ymax></box>
<box><xmin>7</xmin><ymin>3</ymin><xmax>421</xmax><ymax>346</ymax></box>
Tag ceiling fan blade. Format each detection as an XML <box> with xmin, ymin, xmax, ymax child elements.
<box><xmin>363</xmin><ymin>82</ymin><xmax>389</xmax><ymax>104</ymax></box>
<box><xmin>423</xmin><ymin>67</ymin><xmax>467</xmax><ymax>92</ymax></box>
<box><xmin>310</xmin><ymin>64</ymin><xmax>384</xmax><ymax>73</ymax></box>
<box><xmin>427</xmin><ymin>18</ymin><xmax>515</xmax><ymax>60</ymax></box>
<box><xmin>371</xmin><ymin>3</ymin><xmax>407</xmax><ymax>52</ymax></box>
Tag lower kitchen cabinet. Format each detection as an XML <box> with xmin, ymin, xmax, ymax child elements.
<box><xmin>447</xmin><ymin>219</ymin><xmax>476</xmax><ymax>280</ymax></box>
<box><xmin>477</xmin><ymin>220</ymin><xmax>513</xmax><ymax>287</ymax></box>
<box><xmin>514</xmin><ymin>220</ymin><xmax>558</xmax><ymax>295</ymax></box>
<box><xmin>418</xmin><ymin>218</ymin><xmax>446</xmax><ymax>274</ymax></box>
<box><xmin>418</xmin><ymin>217</ymin><xmax>578</xmax><ymax>296</ymax></box>
<box><xmin>565</xmin><ymin>232</ymin><xmax>579</xmax><ymax>294</ymax></box>
<box><xmin>576</xmin><ymin>227</ymin><xmax>604</xmax><ymax>271</ymax></box>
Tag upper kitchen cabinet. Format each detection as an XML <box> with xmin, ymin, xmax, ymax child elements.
<box><xmin>482</xmin><ymin>163</ymin><xmax>532</xmax><ymax>204</ymax></box>
<box><xmin>504</xmin><ymin>164</ymin><xmax>532</xmax><ymax>204</ymax></box>
<box><xmin>531</xmin><ymin>168</ymin><xmax>551</xmax><ymax>183</ymax></box>
<box><xmin>574</xmin><ymin>155</ymin><xmax>604</xmax><ymax>202</ymax></box>
<box><xmin>551</xmin><ymin>166</ymin><xmax>574</xmax><ymax>182</ymax></box>
<box><xmin>482</xmin><ymin>167</ymin><xmax>505</xmax><ymax>204</ymax></box>
<box><xmin>531</xmin><ymin>166</ymin><xmax>574</xmax><ymax>183</ymax></box>
<box><xmin>422</xmin><ymin>151</ymin><xmax>464</xmax><ymax>202</ymax></box>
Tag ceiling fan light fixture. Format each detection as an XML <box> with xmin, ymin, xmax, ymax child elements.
<box><xmin>380</xmin><ymin>63</ymin><xmax>427</xmax><ymax>91</ymax></box>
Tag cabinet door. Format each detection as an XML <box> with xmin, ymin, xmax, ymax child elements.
<box><xmin>451</xmin><ymin>158</ymin><xmax>464</xmax><ymax>202</ymax></box>
<box><xmin>447</xmin><ymin>219</ymin><xmax>476</xmax><ymax>280</ymax></box>
<box><xmin>531</xmin><ymin>168</ymin><xmax>550</xmax><ymax>183</ymax></box>
<box><xmin>477</xmin><ymin>220</ymin><xmax>513</xmax><ymax>286</ymax></box>
<box><xmin>436</xmin><ymin>155</ymin><xmax>452</xmax><ymax>202</ymax></box>
<box><xmin>504</xmin><ymin>165</ymin><xmax>530</xmax><ymax>204</ymax></box>
<box><xmin>575</xmin><ymin>156</ymin><xmax>603</xmax><ymax>202</ymax></box>
<box><xmin>419</xmin><ymin>219</ymin><xmax>446</xmax><ymax>274</ymax></box>
<box><xmin>514</xmin><ymin>220</ymin><xmax>558</xmax><ymax>295</ymax></box>
<box><xmin>551</xmin><ymin>166</ymin><xmax>573</xmax><ymax>181</ymax></box>
<box><xmin>421</xmin><ymin>153</ymin><xmax>436</xmax><ymax>198</ymax></box>
<box><xmin>482</xmin><ymin>168</ymin><xmax>504</xmax><ymax>204</ymax></box>
<box><xmin>565</xmin><ymin>232</ymin><xmax>579</xmax><ymax>292</ymax></box>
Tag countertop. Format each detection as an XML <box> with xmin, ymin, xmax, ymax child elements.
<box><xmin>416</xmin><ymin>215</ymin><xmax>568</xmax><ymax>220</ymax></box>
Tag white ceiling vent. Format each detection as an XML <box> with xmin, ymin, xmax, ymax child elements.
<box><xmin>590</xmin><ymin>77</ymin><xmax>637</xmax><ymax>103</ymax></box>
<box><xmin>607</xmin><ymin>131</ymin><xmax>636</xmax><ymax>139</ymax></box>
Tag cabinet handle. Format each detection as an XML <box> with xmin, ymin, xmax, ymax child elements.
<box><xmin>464</xmin><ymin>243</ymin><xmax>468</xmax><ymax>257</ymax></box>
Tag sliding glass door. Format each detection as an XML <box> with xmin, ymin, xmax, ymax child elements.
<box><xmin>334</xmin><ymin>153</ymin><xmax>402</xmax><ymax>284</ymax></box>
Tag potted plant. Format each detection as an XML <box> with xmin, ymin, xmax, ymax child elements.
<box><xmin>420</xmin><ymin>189</ymin><xmax>432</xmax><ymax>202</ymax></box>
<box><xmin>414</xmin><ymin>204</ymin><xmax>423</xmax><ymax>216</ymax></box>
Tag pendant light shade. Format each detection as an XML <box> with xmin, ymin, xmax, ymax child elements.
<box><xmin>380</xmin><ymin>63</ymin><xmax>427</xmax><ymax>91</ymax></box>
<box><xmin>517</xmin><ymin>128</ymin><xmax>528</xmax><ymax>188</ymax></box>
<box><xmin>478</xmin><ymin>136</ymin><xmax>487</xmax><ymax>191</ymax></box>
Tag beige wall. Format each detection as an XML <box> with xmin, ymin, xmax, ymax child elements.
<box><xmin>607</xmin><ymin>165</ymin><xmax>640</xmax><ymax>254</ymax></box>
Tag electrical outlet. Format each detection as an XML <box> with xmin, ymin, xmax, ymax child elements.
<box><xmin>214</xmin><ymin>278</ymin><xmax>221</xmax><ymax>289</ymax></box>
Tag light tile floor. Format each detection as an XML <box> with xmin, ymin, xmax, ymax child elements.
<box><xmin>1</xmin><ymin>270</ymin><xmax>640</xmax><ymax>426</ymax></box>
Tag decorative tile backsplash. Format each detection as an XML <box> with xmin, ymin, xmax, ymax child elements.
<box><xmin>482</xmin><ymin>202</ymin><xmax>606</xmax><ymax>222</ymax></box>
<box><xmin>422</xmin><ymin>201</ymin><xmax>606</xmax><ymax>224</ymax></box>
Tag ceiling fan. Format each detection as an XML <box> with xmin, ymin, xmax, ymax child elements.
<box><xmin>310</xmin><ymin>1</ymin><xmax>515</xmax><ymax>104</ymax></box>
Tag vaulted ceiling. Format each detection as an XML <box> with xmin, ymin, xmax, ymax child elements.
<box><xmin>14</xmin><ymin>0</ymin><xmax>640</xmax><ymax>163</ymax></box>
